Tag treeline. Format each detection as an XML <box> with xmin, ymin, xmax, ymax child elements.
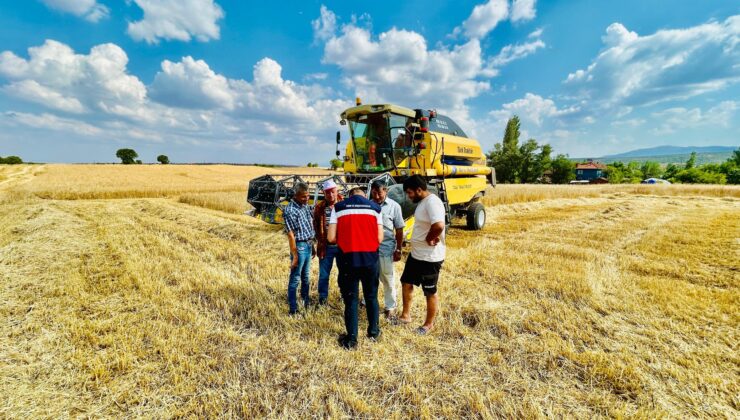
<box><xmin>0</xmin><ymin>155</ymin><xmax>23</xmax><ymax>164</ymax></box>
<box><xmin>487</xmin><ymin>115</ymin><xmax>739</xmax><ymax>185</ymax></box>
<box><xmin>486</xmin><ymin>116</ymin><xmax>576</xmax><ymax>184</ymax></box>
<box><xmin>607</xmin><ymin>151</ymin><xmax>739</xmax><ymax>184</ymax></box>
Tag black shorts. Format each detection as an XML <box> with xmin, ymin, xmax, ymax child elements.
<box><xmin>400</xmin><ymin>255</ymin><xmax>443</xmax><ymax>296</ymax></box>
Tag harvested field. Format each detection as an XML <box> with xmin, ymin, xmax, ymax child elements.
<box><xmin>0</xmin><ymin>165</ymin><xmax>738</xmax><ymax>418</ymax></box>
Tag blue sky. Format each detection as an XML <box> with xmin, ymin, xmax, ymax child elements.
<box><xmin>0</xmin><ymin>0</ymin><xmax>737</xmax><ymax>164</ymax></box>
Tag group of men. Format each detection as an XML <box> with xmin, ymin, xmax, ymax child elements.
<box><xmin>283</xmin><ymin>174</ymin><xmax>447</xmax><ymax>349</ymax></box>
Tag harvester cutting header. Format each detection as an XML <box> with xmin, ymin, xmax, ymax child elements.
<box><xmin>247</xmin><ymin>98</ymin><xmax>495</xmax><ymax>231</ymax></box>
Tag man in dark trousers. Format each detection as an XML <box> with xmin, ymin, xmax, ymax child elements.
<box><xmin>327</xmin><ymin>188</ymin><xmax>384</xmax><ymax>349</ymax></box>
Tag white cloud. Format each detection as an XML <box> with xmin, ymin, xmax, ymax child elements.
<box><xmin>3</xmin><ymin>80</ymin><xmax>86</xmax><ymax>113</ymax></box>
<box><xmin>127</xmin><ymin>0</ymin><xmax>225</xmax><ymax>44</ymax></box>
<box><xmin>312</xmin><ymin>5</ymin><xmax>337</xmax><ymax>43</ymax></box>
<box><xmin>565</xmin><ymin>16</ymin><xmax>740</xmax><ymax>111</ymax></box>
<box><xmin>0</xmin><ymin>40</ymin><xmax>147</xmax><ymax>119</ymax></box>
<box><xmin>150</xmin><ymin>56</ymin><xmax>235</xmax><ymax>110</ymax></box>
<box><xmin>322</xmin><ymin>24</ymin><xmax>491</xmax><ymax>118</ymax></box>
<box><xmin>461</xmin><ymin>0</ymin><xmax>509</xmax><ymax>39</ymax></box>
<box><xmin>3</xmin><ymin>111</ymin><xmax>102</xmax><ymax>136</ymax></box>
<box><xmin>489</xmin><ymin>92</ymin><xmax>579</xmax><ymax>126</ymax></box>
<box><xmin>511</xmin><ymin>0</ymin><xmax>537</xmax><ymax>22</ymax></box>
<box><xmin>489</xmin><ymin>33</ymin><xmax>545</xmax><ymax>67</ymax></box>
<box><xmin>40</xmin><ymin>0</ymin><xmax>109</xmax><ymax>22</ymax></box>
<box><xmin>650</xmin><ymin>101</ymin><xmax>737</xmax><ymax>135</ymax></box>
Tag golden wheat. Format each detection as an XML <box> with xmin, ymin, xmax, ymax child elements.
<box><xmin>0</xmin><ymin>165</ymin><xmax>737</xmax><ymax>418</ymax></box>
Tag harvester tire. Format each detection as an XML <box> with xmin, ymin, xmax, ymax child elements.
<box><xmin>466</xmin><ymin>202</ymin><xmax>485</xmax><ymax>230</ymax></box>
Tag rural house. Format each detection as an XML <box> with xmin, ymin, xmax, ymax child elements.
<box><xmin>575</xmin><ymin>161</ymin><xmax>607</xmax><ymax>181</ymax></box>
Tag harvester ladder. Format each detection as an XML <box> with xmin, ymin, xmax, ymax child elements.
<box><xmin>431</xmin><ymin>178</ymin><xmax>451</xmax><ymax>225</ymax></box>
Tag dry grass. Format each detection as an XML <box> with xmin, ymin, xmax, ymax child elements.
<box><xmin>482</xmin><ymin>183</ymin><xmax>740</xmax><ymax>206</ymax></box>
<box><xmin>13</xmin><ymin>164</ymin><xmax>330</xmax><ymax>200</ymax></box>
<box><xmin>178</xmin><ymin>191</ymin><xmax>249</xmax><ymax>214</ymax></box>
<box><xmin>0</xmin><ymin>166</ymin><xmax>738</xmax><ymax>418</ymax></box>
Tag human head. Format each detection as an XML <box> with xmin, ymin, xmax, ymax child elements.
<box><xmin>293</xmin><ymin>182</ymin><xmax>309</xmax><ymax>205</ymax></box>
<box><xmin>323</xmin><ymin>180</ymin><xmax>338</xmax><ymax>205</ymax></box>
<box><xmin>349</xmin><ymin>187</ymin><xmax>365</xmax><ymax>197</ymax></box>
<box><xmin>370</xmin><ymin>180</ymin><xmax>388</xmax><ymax>204</ymax></box>
<box><xmin>402</xmin><ymin>175</ymin><xmax>428</xmax><ymax>203</ymax></box>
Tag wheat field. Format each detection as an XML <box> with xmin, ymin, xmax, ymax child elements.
<box><xmin>0</xmin><ymin>164</ymin><xmax>738</xmax><ymax>418</ymax></box>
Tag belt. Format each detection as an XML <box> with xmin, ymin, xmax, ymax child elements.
<box><xmin>296</xmin><ymin>239</ymin><xmax>314</xmax><ymax>243</ymax></box>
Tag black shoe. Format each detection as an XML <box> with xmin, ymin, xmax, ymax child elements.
<box><xmin>367</xmin><ymin>330</ymin><xmax>382</xmax><ymax>342</ymax></box>
<box><xmin>337</xmin><ymin>334</ymin><xmax>357</xmax><ymax>350</ymax></box>
<box><xmin>288</xmin><ymin>309</ymin><xmax>298</xmax><ymax>316</ymax></box>
<box><xmin>318</xmin><ymin>298</ymin><xmax>327</xmax><ymax>306</ymax></box>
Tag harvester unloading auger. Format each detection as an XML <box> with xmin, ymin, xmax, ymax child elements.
<box><xmin>247</xmin><ymin>99</ymin><xmax>496</xmax><ymax>235</ymax></box>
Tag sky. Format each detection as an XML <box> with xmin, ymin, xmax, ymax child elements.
<box><xmin>0</xmin><ymin>0</ymin><xmax>737</xmax><ymax>164</ymax></box>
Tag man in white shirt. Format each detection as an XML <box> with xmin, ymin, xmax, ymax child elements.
<box><xmin>397</xmin><ymin>175</ymin><xmax>446</xmax><ymax>334</ymax></box>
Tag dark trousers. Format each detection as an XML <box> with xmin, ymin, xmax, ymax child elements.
<box><xmin>338</xmin><ymin>264</ymin><xmax>380</xmax><ymax>343</ymax></box>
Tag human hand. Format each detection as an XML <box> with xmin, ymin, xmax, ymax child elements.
<box><xmin>312</xmin><ymin>245</ymin><xmax>317</xmax><ymax>259</ymax></box>
<box><xmin>426</xmin><ymin>237</ymin><xmax>440</xmax><ymax>246</ymax></box>
<box><xmin>290</xmin><ymin>252</ymin><xmax>298</xmax><ymax>269</ymax></box>
<box><xmin>393</xmin><ymin>249</ymin><xmax>402</xmax><ymax>262</ymax></box>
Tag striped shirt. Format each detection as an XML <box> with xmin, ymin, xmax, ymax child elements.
<box><xmin>329</xmin><ymin>195</ymin><xmax>382</xmax><ymax>268</ymax></box>
<box><xmin>284</xmin><ymin>199</ymin><xmax>315</xmax><ymax>242</ymax></box>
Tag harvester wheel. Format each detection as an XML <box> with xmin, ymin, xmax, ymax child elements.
<box><xmin>466</xmin><ymin>202</ymin><xmax>486</xmax><ymax>230</ymax></box>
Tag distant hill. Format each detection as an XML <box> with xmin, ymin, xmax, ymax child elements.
<box><xmin>574</xmin><ymin>145</ymin><xmax>737</xmax><ymax>165</ymax></box>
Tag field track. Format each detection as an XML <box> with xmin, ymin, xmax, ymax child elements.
<box><xmin>0</xmin><ymin>165</ymin><xmax>738</xmax><ymax>417</ymax></box>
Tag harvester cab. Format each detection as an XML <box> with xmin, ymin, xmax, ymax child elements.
<box><xmin>246</xmin><ymin>100</ymin><xmax>496</xmax><ymax>233</ymax></box>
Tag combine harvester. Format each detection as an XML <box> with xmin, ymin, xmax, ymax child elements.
<box><xmin>247</xmin><ymin>99</ymin><xmax>495</xmax><ymax>234</ymax></box>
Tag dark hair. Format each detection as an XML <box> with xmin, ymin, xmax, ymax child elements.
<box><xmin>294</xmin><ymin>182</ymin><xmax>309</xmax><ymax>194</ymax></box>
<box><xmin>349</xmin><ymin>187</ymin><xmax>365</xmax><ymax>196</ymax></box>
<box><xmin>402</xmin><ymin>175</ymin><xmax>427</xmax><ymax>191</ymax></box>
<box><xmin>370</xmin><ymin>180</ymin><xmax>387</xmax><ymax>191</ymax></box>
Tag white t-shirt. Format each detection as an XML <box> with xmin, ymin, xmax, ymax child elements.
<box><xmin>410</xmin><ymin>193</ymin><xmax>446</xmax><ymax>262</ymax></box>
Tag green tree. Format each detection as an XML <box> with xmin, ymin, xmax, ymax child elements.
<box><xmin>329</xmin><ymin>158</ymin><xmax>343</xmax><ymax>170</ymax></box>
<box><xmin>641</xmin><ymin>161</ymin><xmax>662</xmax><ymax>179</ymax></box>
<box><xmin>732</xmin><ymin>148</ymin><xmax>740</xmax><ymax>166</ymax></box>
<box><xmin>135</xmin><ymin>160</ymin><xmax>142</xmax><ymax>164</ymax></box>
<box><xmin>0</xmin><ymin>156</ymin><xmax>23</xmax><ymax>164</ymax></box>
<box><xmin>157</xmin><ymin>155</ymin><xmax>170</xmax><ymax>164</ymax></box>
<box><xmin>685</xmin><ymin>151</ymin><xmax>697</xmax><ymax>169</ymax></box>
<box><xmin>534</xmin><ymin>144</ymin><xmax>553</xmax><ymax>182</ymax></box>
<box><xmin>518</xmin><ymin>138</ymin><xmax>540</xmax><ymax>183</ymax></box>
<box><xmin>664</xmin><ymin>163</ymin><xmax>681</xmax><ymax>181</ymax></box>
<box><xmin>674</xmin><ymin>168</ymin><xmax>726</xmax><ymax>184</ymax></box>
<box><xmin>606</xmin><ymin>161</ymin><xmax>626</xmax><ymax>183</ymax></box>
<box><xmin>488</xmin><ymin>116</ymin><xmax>522</xmax><ymax>183</ymax></box>
<box><xmin>550</xmin><ymin>154</ymin><xmax>575</xmax><ymax>184</ymax></box>
<box><xmin>116</xmin><ymin>148</ymin><xmax>138</xmax><ymax>164</ymax></box>
<box><xmin>626</xmin><ymin>161</ymin><xmax>644</xmax><ymax>183</ymax></box>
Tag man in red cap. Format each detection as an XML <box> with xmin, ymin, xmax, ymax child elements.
<box><xmin>313</xmin><ymin>179</ymin><xmax>343</xmax><ymax>305</ymax></box>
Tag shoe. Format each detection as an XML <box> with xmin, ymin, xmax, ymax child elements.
<box><xmin>359</xmin><ymin>300</ymin><xmax>366</xmax><ymax>308</ymax></box>
<box><xmin>415</xmin><ymin>326</ymin><xmax>431</xmax><ymax>335</ymax></box>
<box><xmin>288</xmin><ymin>309</ymin><xmax>298</xmax><ymax>316</ymax></box>
<box><xmin>367</xmin><ymin>331</ymin><xmax>382</xmax><ymax>342</ymax></box>
<box><xmin>337</xmin><ymin>334</ymin><xmax>357</xmax><ymax>350</ymax></box>
<box><xmin>384</xmin><ymin>309</ymin><xmax>396</xmax><ymax>319</ymax></box>
<box><xmin>318</xmin><ymin>298</ymin><xmax>327</xmax><ymax>306</ymax></box>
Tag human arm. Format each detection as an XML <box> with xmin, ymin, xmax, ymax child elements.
<box><xmin>426</xmin><ymin>222</ymin><xmax>444</xmax><ymax>246</ymax></box>
<box><xmin>327</xmin><ymin>207</ymin><xmax>337</xmax><ymax>244</ymax></box>
<box><xmin>425</xmin><ymin>197</ymin><xmax>446</xmax><ymax>246</ymax></box>
<box><xmin>392</xmin><ymin>203</ymin><xmax>405</xmax><ymax>261</ymax></box>
<box><xmin>287</xmin><ymin>230</ymin><xmax>298</xmax><ymax>268</ymax></box>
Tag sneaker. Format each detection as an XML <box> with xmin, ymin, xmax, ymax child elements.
<box><xmin>367</xmin><ymin>331</ymin><xmax>382</xmax><ymax>342</ymax></box>
<box><xmin>337</xmin><ymin>334</ymin><xmax>357</xmax><ymax>350</ymax></box>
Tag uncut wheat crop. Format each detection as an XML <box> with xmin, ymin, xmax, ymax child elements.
<box><xmin>0</xmin><ymin>164</ymin><xmax>738</xmax><ymax>418</ymax></box>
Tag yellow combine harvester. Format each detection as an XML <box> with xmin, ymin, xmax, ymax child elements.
<box><xmin>247</xmin><ymin>99</ymin><xmax>495</xmax><ymax>232</ymax></box>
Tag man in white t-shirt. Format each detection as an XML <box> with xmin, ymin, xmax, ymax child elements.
<box><xmin>398</xmin><ymin>175</ymin><xmax>446</xmax><ymax>334</ymax></box>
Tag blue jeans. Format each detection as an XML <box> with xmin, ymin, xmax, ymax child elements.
<box><xmin>338</xmin><ymin>263</ymin><xmax>380</xmax><ymax>343</ymax></box>
<box><xmin>318</xmin><ymin>245</ymin><xmax>338</xmax><ymax>300</ymax></box>
<box><xmin>288</xmin><ymin>241</ymin><xmax>312</xmax><ymax>312</ymax></box>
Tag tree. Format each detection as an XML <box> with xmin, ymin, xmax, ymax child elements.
<box><xmin>625</xmin><ymin>161</ymin><xmax>643</xmax><ymax>183</ymax></box>
<box><xmin>641</xmin><ymin>161</ymin><xmax>662</xmax><ymax>179</ymax></box>
<box><xmin>534</xmin><ymin>144</ymin><xmax>553</xmax><ymax>182</ymax></box>
<box><xmin>673</xmin><ymin>168</ymin><xmax>726</xmax><ymax>184</ymax></box>
<box><xmin>135</xmin><ymin>160</ymin><xmax>142</xmax><ymax>164</ymax></box>
<box><xmin>685</xmin><ymin>151</ymin><xmax>697</xmax><ymax>169</ymax></box>
<box><xmin>329</xmin><ymin>158</ymin><xmax>343</xmax><ymax>170</ymax></box>
<box><xmin>550</xmin><ymin>154</ymin><xmax>575</xmax><ymax>184</ymax></box>
<box><xmin>0</xmin><ymin>156</ymin><xmax>23</xmax><ymax>164</ymax></box>
<box><xmin>157</xmin><ymin>155</ymin><xmax>170</xmax><ymax>164</ymax></box>
<box><xmin>116</xmin><ymin>148</ymin><xmax>138</xmax><ymax>164</ymax></box>
<box><xmin>518</xmin><ymin>139</ymin><xmax>540</xmax><ymax>183</ymax></box>
<box><xmin>606</xmin><ymin>161</ymin><xmax>626</xmax><ymax>183</ymax></box>
<box><xmin>663</xmin><ymin>163</ymin><xmax>681</xmax><ymax>181</ymax></box>
<box><xmin>488</xmin><ymin>116</ymin><xmax>523</xmax><ymax>183</ymax></box>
